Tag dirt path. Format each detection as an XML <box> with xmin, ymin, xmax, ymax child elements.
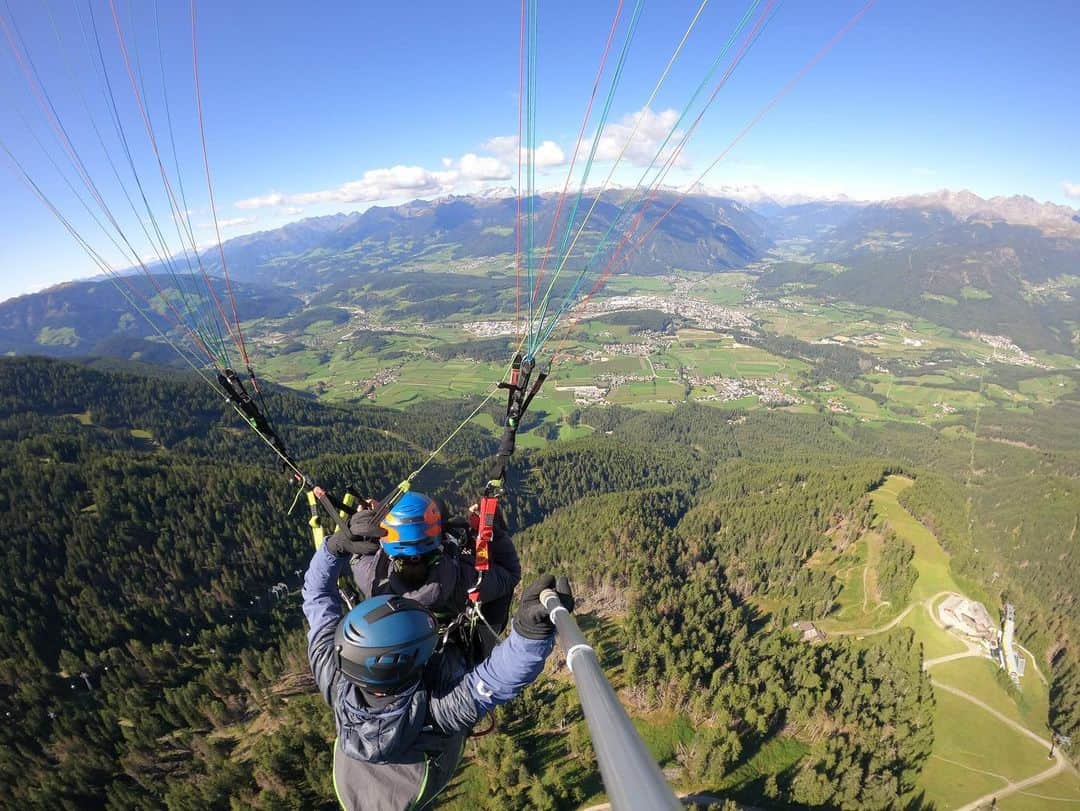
<box><xmin>929</xmin><ymin>753</ymin><xmax>1009</xmax><ymax>783</ymax></box>
<box><xmin>823</xmin><ymin>590</ymin><xmax>1067</xmax><ymax>810</ymax></box>
<box><xmin>932</xmin><ymin>681</ymin><xmax>1056</xmax><ymax>763</ymax></box>
<box><xmin>827</xmin><ymin>590</ymin><xmax>952</xmax><ymax>638</ymax></box>
<box><xmin>924</xmin><ymin>648</ymin><xmax>982</xmax><ymax>669</ymax></box>
<box><xmin>932</xmin><ymin>679</ymin><xmax>1066</xmax><ymax>811</ymax></box>
<box><xmin>826</xmin><ymin>602</ymin><xmax>914</xmax><ymax>637</ymax></box>
<box><xmin>918</xmin><ymin>614</ymin><xmax>1067</xmax><ymax>809</ymax></box>
<box><xmin>952</xmin><ymin>758</ymin><xmax>1064</xmax><ymax>811</ymax></box>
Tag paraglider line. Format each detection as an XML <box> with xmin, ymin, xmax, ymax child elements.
<box><xmin>594</xmin><ymin>0</ymin><xmax>877</xmax><ymax>299</ymax></box>
<box><xmin>529</xmin><ymin>0</ymin><xmax>644</xmax><ymax>354</ymax></box>
<box><xmin>0</xmin><ymin>2</ymin><xmax>220</xmax><ymax>365</ymax></box>
<box><xmin>533</xmin><ymin>0</ymin><xmax>776</xmax><ymax>354</ymax></box>
<box><xmin>529</xmin><ymin>0</ymin><xmax>624</xmax><ymax>300</ymax></box>
<box><xmin>561</xmin><ymin>0</ymin><xmax>763</xmax><ymax>315</ymax></box>
<box><xmin>514</xmin><ymin>0</ymin><xmax>525</xmax><ymax>346</ymax></box>
<box><xmin>190</xmin><ymin>0</ymin><xmax>252</xmax><ymax>370</ymax></box>
<box><xmin>106</xmin><ymin>0</ymin><xmax>244</xmax><ymax>364</ymax></box>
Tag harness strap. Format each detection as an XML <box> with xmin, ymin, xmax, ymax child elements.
<box><xmin>218</xmin><ymin>368</ymin><xmax>350</xmax><ymax>537</ymax></box>
<box><xmin>375</xmin><ymin>552</ymin><xmax>392</xmax><ymax>592</ymax></box>
<box><xmin>467</xmin><ymin>497</ymin><xmax>498</xmax><ymax>603</ymax></box>
<box><xmin>218</xmin><ymin>367</ymin><xmax>290</xmax><ymax>459</ymax></box>
<box><xmin>306</xmin><ymin>490</ymin><xmax>326</xmax><ymax>551</ymax></box>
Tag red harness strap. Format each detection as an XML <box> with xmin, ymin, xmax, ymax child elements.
<box><xmin>468</xmin><ymin>495</ymin><xmax>499</xmax><ymax>602</ymax></box>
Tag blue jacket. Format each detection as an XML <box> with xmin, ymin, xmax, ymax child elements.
<box><xmin>302</xmin><ymin>543</ymin><xmax>553</xmax><ymax>810</ymax></box>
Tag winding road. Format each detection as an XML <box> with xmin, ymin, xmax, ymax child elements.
<box><xmin>914</xmin><ymin>598</ymin><xmax>1070</xmax><ymax>809</ymax></box>
<box><xmin>934</xmin><ymin>679</ymin><xmax>1066</xmax><ymax>811</ymax></box>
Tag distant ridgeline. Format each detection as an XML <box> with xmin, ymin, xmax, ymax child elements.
<box><xmin>0</xmin><ymin>275</ymin><xmax>302</xmax><ymax>359</ymax></box>
<box><xmin>3</xmin><ymin>190</ymin><xmax>1078</xmax><ymax>363</ymax></box>
<box><xmin>0</xmin><ymin>357</ymin><xmax>1076</xmax><ymax>807</ymax></box>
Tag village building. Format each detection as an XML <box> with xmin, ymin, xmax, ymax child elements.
<box><xmin>791</xmin><ymin>621</ymin><xmax>826</xmax><ymax>643</ymax></box>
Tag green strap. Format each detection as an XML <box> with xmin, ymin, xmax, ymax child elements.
<box><xmin>331</xmin><ymin>738</ymin><xmax>347</xmax><ymax>811</ymax></box>
<box><xmin>406</xmin><ymin>758</ymin><xmax>433</xmax><ymax>811</ymax></box>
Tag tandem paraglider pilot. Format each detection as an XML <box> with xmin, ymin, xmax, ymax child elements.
<box><xmin>302</xmin><ymin>522</ymin><xmax>573</xmax><ymax>810</ymax></box>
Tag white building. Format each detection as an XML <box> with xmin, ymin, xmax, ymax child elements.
<box><xmin>938</xmin><ymin>596</ymin><xmax>997</xmax><ymax>641</ymax></box>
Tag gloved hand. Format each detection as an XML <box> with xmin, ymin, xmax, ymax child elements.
<box><xmin>513</xmin><ymin>574</ymin><xmax>574</xmax><ymax>640</ymax></box>
<box><xmin>326</xmin><ymin>509</ymin><xmax>387</xmax><ymax>557</ymax></box>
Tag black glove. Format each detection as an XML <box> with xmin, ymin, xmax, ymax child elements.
<box><xmin>514</xmin><ymin>574</ymin><xmax>574</xmax><ymax>640</ymax></box>
<box><xmin>326</xmin><ymin>509</ymin><xmax>386</xmax><ymax>557</ymax></box>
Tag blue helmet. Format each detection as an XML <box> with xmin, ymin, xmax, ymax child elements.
<box><xmin>334</xmin><ymin>595</ymin><xmax>439</xmax><ymax>692</ymax></box>
<box><xmin>380</xmin><ymin>491</ymin><xmax>442</xmax><ymax>558</ymax></box>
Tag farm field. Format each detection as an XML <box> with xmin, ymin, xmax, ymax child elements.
<box><xmin>240</xmin><ymin>267</ymin><xmax>1080</xmax><ymax>456</ymax></box>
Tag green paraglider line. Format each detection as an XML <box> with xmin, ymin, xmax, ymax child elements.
<box><xmin>585</xmin><ymin>0</ymin><xmax>879</xmax><ymax>317</ymax></box>
<box><xmin>532</xmin><ymin>0</ymin><xmax>778</xmax><ymax>354</ymax></box>
<box><xmin>577</xmin><ymin>0</ymin><xmax>766</xmax><ymax>283</ymax></box>
<box><xmin>529</xmin><ymin>0</ymin><xmax>645</xmax><ymax>357</ymax></box>
<box><xmin>529</xmin><ymin>0</ymin><xmax>626</xmax><ymax>303</ymax></box>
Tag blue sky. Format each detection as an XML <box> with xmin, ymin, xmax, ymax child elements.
<box><xmin>1</xmin><ymin>0</ymin><xmax>1078</xmax><ymax>302</ymax></box>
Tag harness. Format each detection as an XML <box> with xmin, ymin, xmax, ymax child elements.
<box><xmin>468</xmin><ymin>353</ymin><xmax>547</xmax><ymax>604</ymax></box>
<box><xmin>369</xmin><ymin>533</ymin><xmax>497</xmax><ymax>668</ymax></box>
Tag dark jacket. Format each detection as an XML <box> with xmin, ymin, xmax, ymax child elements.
<box><xmin>303</xmin><ymin>543</ymin><xmax>552</xmax><ymax>810</ymax></box>
<box><xmin>350</xmin><ymin>526</ymin><xmax>521</xmax><ymax>627</ymax></box>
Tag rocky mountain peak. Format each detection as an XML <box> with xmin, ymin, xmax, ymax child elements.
<box><xmin>888</xmin><ymin>189</ymin><xmax>1080</xmax><ymax>236</ymax></box>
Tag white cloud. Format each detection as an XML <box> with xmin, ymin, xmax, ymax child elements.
<box><xmin>588</xmin><ymin>107</ymin><xmax>685</xmax><ymax>168</ymax></box>
<box><xmin>218</xmin><ymin>216</ymin><xmax>257</xmax><ymax>229</ymax></box>
<box><xmin>1064</xmin><ymin>181</ymin><xmax>1080</xmax><ymax>200</ymax></box>
<box><xmin>231</xmin><ymin>136</ymin><xmax>565</xmax><ymax>214</ymax></box>
<box><xmin>290</xmin><ymin>164</ymin><xmax>458</xmax><ymax>206</ymax></box>
<box><xmin>483</xmin><ymin>135</ymin><xmax>565</xmax><ymax>169</ymax></box>
<box><xmin>484</xmin><ymin>135</ymin><xmax>517</xmax><ymax>161</ymax></box>
<box><xmin>534</xmin><ymin>140</ymin><xmax>566</xmax><ymax>169</ymax></box>
<box><xmin>458</xmin><ymin>153</ymin><xmax>512</xmax><ymax>181</ymax></box>
<box><xmin>235</xmin><ymin>192</ymin><xmax>284</xmax><ymax>209</ymax></box>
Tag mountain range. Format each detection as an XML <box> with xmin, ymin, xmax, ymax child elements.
<box><xmin>1</xmin><ymin>188</ymin><xmax>1077</xmax><ymax>359</ymax></box>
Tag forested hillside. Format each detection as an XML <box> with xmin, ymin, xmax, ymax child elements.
<box><xmin>0</xmin><ymin>356</ymin><xmax>1075</xmax><ymax>809</ymax></box>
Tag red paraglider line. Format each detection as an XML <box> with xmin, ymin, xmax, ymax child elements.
<box><xmin>190</xmin><ymin>0</ymin><xmax>251</xmax><ymax>370</ymax></box>
<box><xmin>589</xmin><ymin>0</ymin><xmax>777</xmax><ymax>290</ymax></box>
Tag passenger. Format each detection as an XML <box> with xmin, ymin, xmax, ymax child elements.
<box><xmin>303</xmin><ymin>533</ymin><xmax>573</xmax><ymax>810</ymax></box>
<box><xmin>328</xmin><ymin>491</ymin><xmax>521</xmax><ymax>631</ymax></box>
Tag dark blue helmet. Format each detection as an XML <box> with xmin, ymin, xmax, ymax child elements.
<box><xmin>334</xmin><ymin>595</ymin><xmax>439</xmax><ymax>693</ymax></box>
